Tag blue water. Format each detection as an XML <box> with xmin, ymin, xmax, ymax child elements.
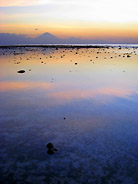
<box><xmin>0</xmin><ymin>46</ymin><xmax>138</xmax><ymax>184</ymax></box>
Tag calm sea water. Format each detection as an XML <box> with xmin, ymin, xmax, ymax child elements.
<box><xmin>0</xmin><ymin>46</ymin><xmax>138</xmax><ymax>184</ymax></box>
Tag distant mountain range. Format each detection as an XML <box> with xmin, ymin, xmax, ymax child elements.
<box><xmin>0</xmin><ymin>32</ymin><xmax>138</xmax><ymax>45</ymax></box>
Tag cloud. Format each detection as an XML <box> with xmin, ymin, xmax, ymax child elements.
<box><xmin>0</xmin><ymin>0</ymin><xmax>138</xmax><ymax>23</ymax></box>
<box><xmin>0</xmin><ymin>0</ymin><xmax>55</xmax><ymax>7</ymax></box>
<box><xmin>0</xmin><ymin>0</ymin><xmax>38</xmax><ymax>7</ymax></box>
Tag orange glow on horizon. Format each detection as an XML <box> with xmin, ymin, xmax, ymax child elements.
<box><xmin>0</xmin><ymin>0</ymin><xmax>138</xmax><ymax>42</ymax></box>
<box><xmin>0</xmin><ymin>22</ymin><xmax>138</xmax><ymax>39</ymax></box>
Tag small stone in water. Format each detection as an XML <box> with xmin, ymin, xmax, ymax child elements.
<box><xmin>17</xmin><ymin>70</ymin><xmax>25</xmax><ymax>73</ymax></box>
<box><xmin>46</xmin><ymin>143</ymin><xmax>54</xmax><ymax>149</ymax></box>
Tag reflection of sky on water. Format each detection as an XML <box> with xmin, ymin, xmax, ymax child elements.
<box><xmin>0</xmin><ymin>47</ymin><xmax>138</xmax><ymax>183</ymax></box>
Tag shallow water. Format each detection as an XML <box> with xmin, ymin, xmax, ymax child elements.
<box><xmin>0</xmin><ymin>46</ymin><xmax>138</xmax><ymax>184</ymax></box>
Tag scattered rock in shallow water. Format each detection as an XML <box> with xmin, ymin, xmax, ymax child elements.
<box><xmin>46</xmin><ymin>143</ymin><xmax>58</xmax><ymax>154</ymax></box>
<box><xmin>47</xmin><ymin>149</ymin><xmax>54</xmax><ymax>155</ymax></box>
<box><xmin>17</xmin><ymin>70</ymin><xmax>25</xmax><ymax>73</ymax></box>
<box><xmin>46</xmin><ymin>143</ymin><xmax>54</xmax><ymax>149</ymax></box>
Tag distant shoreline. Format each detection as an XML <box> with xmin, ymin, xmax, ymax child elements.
<box><xmin>0</xmin><ymin>44</ymin><xmax>138</xmax><ymax>49</ymax></box>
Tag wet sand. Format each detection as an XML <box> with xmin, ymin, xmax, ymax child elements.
<box><xmin>0</xmin><ymin>45</ymin><xmax>138</xmax><ymax>184</ymax></box>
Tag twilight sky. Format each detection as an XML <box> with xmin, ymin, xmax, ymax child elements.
<box><xmin>0</xmin><ymin>0</ymin><xmax>138</xmax><ymax>40</ymax></box>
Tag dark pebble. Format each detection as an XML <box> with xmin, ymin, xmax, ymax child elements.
<box><xmin>46</xmin><ymin>143</ymin><xmax>54</xmax><ymax>149</ymax></box>
<box><xmin>17</xmin><ymin>70</ymin><xmax>25</xmax><ymax>73</ymax></box>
